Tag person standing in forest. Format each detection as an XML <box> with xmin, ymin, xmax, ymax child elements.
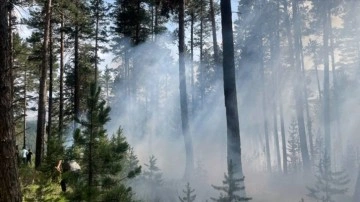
<box><xmin>26</xmin><ymin>149</ymin><xmax>33</xmax><ymax>165</ymax></box>
<box><xmin>55</xmin><ymin>159</ymin><xmax>81</xmax><ymax>192</ymax></box>
<box><xmin>21</xmin><ymin>147</ymin><xmax>28</xmax><ymax>165</ymax></box>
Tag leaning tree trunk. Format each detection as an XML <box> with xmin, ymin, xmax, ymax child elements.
<box><xmin>220</xmin><ymin>0</ymin><xmax>247</xmax><ymax>197</ymax></box>
<box><xmin>179</xmin><ymin>0</ymin><xmax>194</xmax><ymax>179</ymax></box>
<box><xmin>35</xmin><ymin>0</ymin><xmax>52</xmax><ymax>169</ymax></box>
<box><xmin>0</xmin><ymin>0</ymin><xmax>22</xmax><ymax>200</ymax></box>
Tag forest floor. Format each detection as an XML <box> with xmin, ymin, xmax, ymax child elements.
<box><xmin>246</xmin><ymin>171</ymin><xmax>353</xmax><ymax>202</ymax></box>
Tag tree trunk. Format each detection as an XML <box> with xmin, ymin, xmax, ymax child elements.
<box><xmin>74</xmin><ymin>23</ymin><xmax>80</xmax><ymax>121</ymax></box>
<box><xmin>199</xmin><ymin>0</ymin><xmax>204</xmax><ymax>106</ymax></box>
<box><xmin>314</xmin><ymin>59</ymin><xmax>322</xmax><ymax>101</ymax></box>
<box><xmin>179</xmin><ymin>0</ymin><xmax>194</xmax><ymax>179</ymax></box>
<box><xmin>17</xmin><ymin>6</ymin><xmax>27</xmax><ymax>148</ymax></box>
<box><xmin>135</xmin><ymin>0</ymin><xmax>141</xmax><ymax>45</ymax></box>
<box><xmin>35</xmin><ymin>0</ymin><xmax>52</xmax><ymax>169</ymax></box>
<box><xmin>73</xmin><ymin>0</ymin><xmax>80</xmax><ymax>123</ymax></box>
<box><xmin>281</xmin><ymin>0</ymin><xmax>292</xmax><ymax>174</ymax></box>
<box><xmin>23</xmin><ymin>69</ymin><xmax>27</xmax><ymax>148</ymax></box>
<box><xmin>220</xmin><ymin>0</ymin><xmax>246</xmax><ymax>197</ymax></box>
<box><xmin>209</xmin><ymin>0</ymin><xmax>219</xmax><ymax>65</ymax></box>
<box><xmin>8</xmin><ymin>4</ymin><xmax>13</xmax><ymax>102</ymax></box>
<box><xmin>151</xmin><ymin>2</ymin><xmax>154</xmax><ymax>40</ymax></box>
<box><xmin>272</xmin><ymin>0</ymin><xmax>281</xmax><ymax>171</ymax></box>
<box><xmin>48</xmin><ymin>22</ymin><xmax>53</xmax><ymax>145</ymax></box>
<box><xmin>297</xmin><ymin>29</ymin><xmax>315</xmax><ymax>161</ymax></box>
<box><xmin>329</xmin><ymin>13</ymin><xmax>341</xmax><ymax>156</ymax></box>
<box><xmin>190</xmin><ymin>11</ymin><xmax>195</xmax><ymax>116</ymax></box>
<box><xmin>59</xmin><ymin>11</ymin><xmax>64</xmax><ymax>135</ymax></box>
<box><xmin>260</xmin><ymin>47</ymin><xmax>271</xmax><ymax>172</ymax></box>
<box><xmin>260</xmin><ymin>41</ymin><xmax>271</xmax><ymax>172</ymax></box>
<box><xmin>279</xmin><ymin>91</ymin><xmax>287</xmax><ymax>174</ymax></box>
<box><xmin>0</xmin><ymin>0</ymin><xmax>22</xmax><ymax>200</ymax></box>
<box><xmin>322</xmin><ymin>3</ymin><xmax>331</xmax><ymax>160</ymax></box>
<box><xmin>273</xmin><ymin>93</ymin><xmax>281</xmax><ymax>171</ymax></box>
<box><xmin>94</xmin><ymin>0</ymin><xmax>99</xmax><ymax>82</ymax></box>
<box><xmin>292</xmin><ymin>0</ymin><xmax>310</xmax><ymax>171</ymax></box>
<box><xmin>154</xmin><ymin>1</ymin><xmax>158</xmax><ymax>40</ymax></box>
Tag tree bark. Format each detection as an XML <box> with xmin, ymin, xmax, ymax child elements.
<box><xmin>35</xmin><ymin>0</ymin><xmax>52</xmax><ymax>169</ymax></box>
<box><xmin>322</xmin><ymin>3</ymin><xmax>331</xmax><ymax>160</ymax></box>
<box><xmin>73</xmin><ymin>0</ymin><xmax>80</xmax><ymax>123</ymax></box>
<box><xmin>48</xmin><ymin>22</ymin><xmax>53</xmax><ymax>145</ymax></box>
<box><xmin>59</xmin><ymin>11</ymin><xmax>64</xmax><ymax>135</ymax></box>
<box><xmin>0</xmin><ymin>0</ymin><xmax>22</xmax><ymax>201</ymax></box>
<box><xmin>179</xmin><ymin>0</ymin><xmax>194</xmax><ymax>179</ymax></box>
<box><xmin>23</xmin><ymin>69</ymin><xmax>27</xmax><ymax>148</ymax></box>
<box><xmin>314</xmin><ymin>59</ymin><xmax>322</xmax><ymax>101</ymax></box>
<box><xmin>260</xmin><ymin>41</ymin><xmax>271</xmax><ymax>172</ymax></box>
<box><xmin>273</xmin><ymin>91</ymin><xmax>281</xmax><ymax>171</ymax></box>
<box><xmin>220</xmin><ymin>0</ymin><xmax>246</xmax><ymax>197</ymax></box>
<box><xmin>94</xmin><ymin>0</ymin><xmax>99</xmax><ymax>82</ymax></box>
<box><xmin>279</xmin><ymin>91</ymin><xmax>287</xmax><ymax>174</ymax></box>
<box><xmin>154</xmin><ymin>1</ymin><xmax>158</xmax><ymax>40</ymax></box>
<box><xmin>74</xmin><ymin>23</ymin><xmax>80</xmax><ymax>121</ymax></box>
<box><xmin>8</xmin><ymin>3</ymin><xmax>13</xmax><ymax>103</ymax></box>
<box><xmin>199</xmin><ymin>0</ymin><xmax>204</xmax><ymax>106</ymax></box>
<box><xmin>209</xmin><ymin>0</ymin><xmax>220</xmax><ymax>66</ymax></box>
<box><xmin>329</xmin><ymin>13</ymin><xmax>341</xmax><ymax>156</ymax></box>
<box><xmin>299</xmin><ymin>35</ymin><xmax>314</xmax><ymax>161</ymax></box>
<box><xmin>190</xmin><ymin>11</ymin><xmax>195</xmax><ymax>116</ymax></box>
<box><xmin>281</xmin><ymin>0</ymin><xmax>292</xmax><ymax>175</ymax></box>
<box><xmin>292</xmin><ymin>0</ymin><xmax>310</xmax><ymax>171</ymax></box>
<box><xmin>271</xmin><ymin>3</ymin><xmax>285</xmax><ymax>170</ymax></box>
<box><xmin>271</xmin><ymin>0</ymin><xmax>281</xmax><ymax>171</ymax></box>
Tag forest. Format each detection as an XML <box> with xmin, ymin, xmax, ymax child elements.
<box><xmin>1</xmin><ymin>0</ymin><xmax>360</xmax><ymax>201</ymax></box>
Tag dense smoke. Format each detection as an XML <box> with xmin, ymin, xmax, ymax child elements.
<box><xmin>103</xmin><ymin>1</ymin><xmax>360</xmax><ymax>201</ymax></box>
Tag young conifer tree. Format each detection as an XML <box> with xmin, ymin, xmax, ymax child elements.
<box><xmin>135</xmin><ymin>155</ymin><xmax>166</xmax><ymax>201</ymax></box>
<box><xmin>211</xmin><ymin>161</ymin><xmax>251</xmax><ymax>202</ymax></box>
<box><xmin>67</xmin><ymin>83</ymin><xmax>139</xmax><ymax>202</ymax></box>
<box><xmin>143</xmin><ymin>155</ymin><xmax>163</xmax><ymax>186</ymax></box>
<box><xmin>287</xmin><ymin>118</ymin><xmax>301</xmax><ymax>172</ymax></box>
<box><xmin>179</xmin><ymin>182</ymin><xmax>196</xmax><ymax>202</ymax></box>
<box><xmin>307</xmin><ymin>156</ymin><xmax>350</xmax><ymax>202</ymax></box>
